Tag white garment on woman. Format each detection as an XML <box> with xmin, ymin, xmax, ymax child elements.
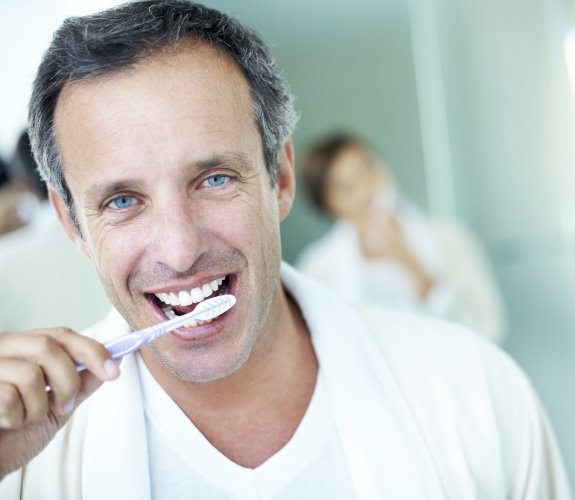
<box><xmin>1</xmin><ymin>263</ymin><xmax>568</xmax><ymax>499</ymax></box>
<box><xmin>296</xmin><ymin>205</ymin><xmax>506</xmax><ymax>343</ymax></box>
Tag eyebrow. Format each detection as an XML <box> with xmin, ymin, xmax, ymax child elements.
<box><xmin>84</xmin><ymin>179</ymin><xmax>145</xmax><ymax>207</ymax></box>
<box><xmin>83</xmin><ymin>151</ymin><xmax>255</xmax><ymax>205</ymax></box>
<box><xmin>196</xmin><ymin>152</ymin><xmax>253</xmax><ymax>171</ymax></box>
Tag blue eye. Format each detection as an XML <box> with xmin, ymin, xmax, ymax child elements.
<box><xmin>206</xmin><ymin>174</ymin><xmax>229</xmax><ymax>187</ymax></box>
<box><xmin>108</xmin><ymin>195</ymin><xmax>136</xmax><ymax>209</ymax></box>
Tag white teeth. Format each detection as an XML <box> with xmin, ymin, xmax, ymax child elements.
<box><xmin>154</xmin><ymin>276</ymin><xmax>227</xmax><ymax>306</ymax></box>
<box><xmin>190</xmin><ymin>287</ymin><xmax>204</xmax><ymax>303</ymax></box>
<box><xmin>164</xmin><ymin>307</ymin><xmax>176</xmax><ymax>320</ymax></box>
<box><xmin>161</xmin><ymin>307</ymin><xmax>215</xmax><ymax>328</ymax></box>
<box><xmin>178</xmin><ymin>290</ymin><xmax>193</xmax><ymax>307</ymax></box>
<box><xmin>180</xmin><ymin>317</ymin><xmax>213</xmax><ymax>328</ymax></box>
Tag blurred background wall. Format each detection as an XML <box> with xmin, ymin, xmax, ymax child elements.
<box><xmin>1</xmin><ymin>0</ymin><xmax>575</xmax><ymax>483</ymax></box>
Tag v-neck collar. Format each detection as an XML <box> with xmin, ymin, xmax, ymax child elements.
<box><xmin>137</xmin><ymin>355</ymin><xmax>333</xmax><ymax>498</ymax></box>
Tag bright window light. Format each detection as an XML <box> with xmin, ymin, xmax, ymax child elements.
<box><xmin>565</xmin><ymin>27</ymin><xmax>575</xmax><ymax>108</ymax></box>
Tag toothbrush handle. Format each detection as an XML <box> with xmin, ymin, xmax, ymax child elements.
<box><xmin>48</xmin><ymin>330</ymin><xmax>150</xmax><ymax>389</ymax></box>
<box><xmin>74</xmin><ymin>295</ymin><xmax>236</xmax><ymax>372</ymax></box>
<box><xmin>52</xmin><ymin>294</ymin><xmax>236</xmax><ymax>386</ymax></box>
<box><xmin>103</xmin><ymin>331</ymin><xmax>153</xmax><ymax>359</ymax></box>
<box><xmin>74</xmin><ymin>330</ymin><xmax>156</xmax><ymax>372</ymax></box>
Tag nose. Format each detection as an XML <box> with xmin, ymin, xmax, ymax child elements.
<box><xmin>148</xmin><ymin>196</ymin><xmax>207</xmax><ymax>274</ymax></box>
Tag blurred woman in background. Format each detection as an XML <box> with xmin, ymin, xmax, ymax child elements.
<box><xmin>296</xmin><ymin>131</ymin><xmax>506</xmax><ymax>343</ymax></box>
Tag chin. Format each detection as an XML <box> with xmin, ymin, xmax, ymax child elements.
<box><xmin>147</xmin><ymin>339</ymin><xmax>253</xmax><ymax>384</ymax></box>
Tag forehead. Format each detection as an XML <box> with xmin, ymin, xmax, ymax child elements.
<box><xmin>53</xmin><ymin>43</ymin><xmax>260</xmax><ymax>182</ymax></box>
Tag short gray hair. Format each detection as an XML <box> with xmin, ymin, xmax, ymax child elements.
<box><xmin>29</xmin><ymin>0</ymin><xmax>298</xmax><ymax>214</ymax></box>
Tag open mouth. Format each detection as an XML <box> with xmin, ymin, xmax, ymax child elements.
<box><xmin>150</xmin><ymin>275</ymin><xmax>231</xmax><ymax>328</ymax></box>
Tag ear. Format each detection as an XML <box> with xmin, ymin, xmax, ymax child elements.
<box><xmin>48</xmin><ymin>188</ymin><xmax>93</xmax><ymax>260</ymax></box>
<box><xmin>275</xmin><ymin>139</ymin><xmax>296</xmax><ymax>221</ymax></box>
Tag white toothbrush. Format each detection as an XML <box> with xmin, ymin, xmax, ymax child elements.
<box><xmin>100</xmin><ymin>293</ymin><xmax>236</xmax><ymax>360</ymax></box>
<box><xmin>75</xmin><ymin>294</ymin><xmax>236</xmax><ymax>372</ymax></box>
<box><xmin>45</xmin><ymin>295</ymin><xmax>236</xmax><ymax>392</ymax></box>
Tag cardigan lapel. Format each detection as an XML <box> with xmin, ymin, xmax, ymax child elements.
<box><xmin>281</xmin><ymin>263</ymin><xmax>445</xmax><ymax>498</ymax></box>
<box><xmin>81</xmin><ymin>312</ymin><xmax>152</xmax><ymax>500</ymax></box>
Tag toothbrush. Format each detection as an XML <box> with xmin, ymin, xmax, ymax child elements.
<box><xmin>100</xmin><ymin>293</ymin><xmax>236</xmax><ymax>361</ymax></box>
<box><xmin>45</xmin><ymin>294</ymin><xmax>236</xmax><ymax>392</ymax></box>
<box><xmin>77</xmin><ymin>293</ymin><xmax>236</xmax><ymax>372</ymax></box>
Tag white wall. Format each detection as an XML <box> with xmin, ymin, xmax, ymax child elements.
<box><xmin>418</xmin><ymin>0</ymin><xmax>575</xmax><ymax>478</ymax></box>
<box><xmin>0</xmin><ymin>0</ymin><xmax>121</xmax><ymax>157</ymax></box>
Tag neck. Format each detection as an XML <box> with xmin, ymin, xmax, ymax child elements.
<box><xmin>142</xmin><ymin>287</ymin><xmax>318</xmax><ymax>467</ymax></box>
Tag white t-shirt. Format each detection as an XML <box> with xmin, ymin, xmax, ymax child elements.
<box><xmin>137</xmin><ymin>356</ymin><xmax>356</xmax><ymax>499</ymax></box>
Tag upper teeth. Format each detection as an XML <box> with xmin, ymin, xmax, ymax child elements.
<box><xmin>154</xmin><ymin>277</ymin><xmax>225</xmax><ymax>307</ymax></box>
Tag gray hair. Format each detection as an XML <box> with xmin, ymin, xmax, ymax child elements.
<box><xmin>29</xmin><ymin>0</ymin><xmax>298</xmax><ymax>215</ymax></box>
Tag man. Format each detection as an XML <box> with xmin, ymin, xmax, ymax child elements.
<box><xmin>0</xmin><ymin>1</ymin><xmax>570</xmax><ymax>498</ymax></box>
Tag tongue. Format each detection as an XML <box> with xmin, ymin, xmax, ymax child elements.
<box><xmin>171</xmin><ymin>302</ymin><xmax>198</xmax><ymax>316</ymax></box>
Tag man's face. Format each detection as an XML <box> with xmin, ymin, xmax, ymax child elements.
<box><xmin>52</xmin><ymin>44</ymin><xmax>294</xmax><ymax>382</ymax></box>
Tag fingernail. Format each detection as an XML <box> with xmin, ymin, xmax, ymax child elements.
<box><xmin>103</xmin><ymin>359</ymin><xmax>120</xmax><ymax>379</ymax></box>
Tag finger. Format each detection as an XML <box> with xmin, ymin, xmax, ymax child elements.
<box><xmin>76</xmin><ymin>363</ymin><xmax>118</xmax><ymax>404</ymax></box>
<box><xmin>0</xmin><ymin>382</ymin><xmax>25</xmax><ymax>429</ymax></box>
<box><xmin>0</xmin><ymin>333</ymin><xmax>82</xmax><ymax>414</ymax></box>
<box><xmin>0</xmin><ymin>359</ymin><xmax>49</xmax><ymax>424</ymax></box>
<box><xmin>47</xmin><ymin>328</ymin><xmax>121</xmax><ymax>382</ymax></box>
<box><xmin>37</xmin><ymin>330</ymin><xmax>121</xmax><ymax>410</ymax></box>
<box><xmin>1</xmin><ymin>328</ymin><xmax>120</xmax><ymax>381</ymax></box>
<box><xmin>0</xmin><ymin>330</ymin><xmax>120</xmax><ymax>413</ymax></box>
<box><xmin>60</xmin><ymin>358</ymin><xmax>121</xmax><ymax>410</ymax></box>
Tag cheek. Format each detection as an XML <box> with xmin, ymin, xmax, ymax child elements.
<box><xmin>219</xmin><ymin>205</ymin><xmax>273</xmax><ymax>251</ymax></box>
<box><xmin>85</xmin><ymin>221</ymin><xmax>148</xmax><ymax>289</ymax></box>
<box><xmin>226</xmin><ymin>196</ymin><xmax>281</xmax><ymax>276</ymax></box>
<box><xmin>225</xmin><ymin>184</ymin><xmax>280</xmax><ymax>242</ymax></box>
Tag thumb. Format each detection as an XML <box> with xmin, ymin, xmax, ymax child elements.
<box><xmin>76</xmin><ymin>359</ymin><xmax>122</xmax><ymax>405</ymax></box>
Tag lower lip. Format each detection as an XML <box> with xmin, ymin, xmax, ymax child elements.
<box><xmin>168</xmin><ymin>312</ymin><xmax>229</xmax><ymax>342</ymax></box>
